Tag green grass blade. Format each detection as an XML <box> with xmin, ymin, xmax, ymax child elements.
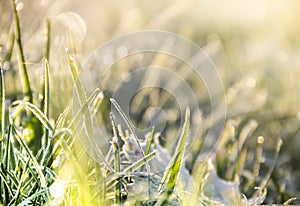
<box><xmin>14</xmin><ymin>101</ymin><xmax>54</xmax><ymax>133</ymax></box>
<box><xmin>11</xmin><ymin>0</ymin><xmax>33</xmax><ymax>103</ymax></box>
<box><xmin>253</xmin><ymin>136</ymin><xmax>264</xmax><ymax>180</ymax></box>
<box><xmin>67</xmin><ymin>51</ymin><xmax>87</xmax><ymax>105</ymax></box>
<box><xmin>7</xmin><ymin>126</ymin><xmax>16</xmax><ymax>170</ymax></box>
<box><xmin>110</xmin><ymin>113</ymin><xmax>118</xmax><ymax>138</ymax></box>
<box><xmin>164</xmin><ymin>153</ymin><xmax>182</xmax><ymax>194</ymax></box>
<box><xmin>110</xmin><ymin>98</ymin><xmax>138</xmax><ymax>143</ymax></box>
<box><xmin>145</xmin><ymin>126</ymin><xmax>155</xmax><ymax>156</ymax></box>
<box><xmin>67</xmin><ymin>88</ymin><xmax>99</xmax><ymax>132</ymax></box>
<box><xmin>110</xmin><ymin>113</ymin><xmax>120</xmax><ymax>183</ymax></box>
<box><xmin>91</xmin><ymin>91</ymin><xmax>104</xmax><ymax>118</ymax></box>
<box><xmin>67</xmin><ymin>52</ymin><xmax>110</xmax><ymax>168</ymax></box>
<box><xmin>55</xmin><ymin>105</ymin><xmax>70</xmax><ymax>129</ymax></box>
<box><xmin>106</xmin><ymin>151</ymin><xmax>157</xmax><ymax>190</ymax></box>
<box><xmin>62</xmin><ymin>90</ymin><xmax>116</xmax><ymax>172</ymax></box>
<box><xmin>42</xmin><ymin>59</ymin><xmax>50</xmax><ymax>150</ymax></box>
<box><xmin>6</xmin><ymin>171</ymin><xmax>18</xmax><ymax>189</ymax></box>
<box><xmin>53</xmin><ymin>128</ymin><xmax>72</xmax><ymax>140</ymax></box>
<box><xmin>40</xmin><ymin>128</ymin><xmax>71</xmax><ymax>167</ymax></box>
<box><xmin>159</xmin><ymin>108</ymin><xmax>190</xmax><ymax>195</ymax></box>
<box><xmin>112</xmin><ymin>137</ymin><xmax>121</xmax><ymax>204</ymax></box>
<box><xmin>252</xmin><ymin>138</ymin><xmax>283</xmax><ymax>198</ymax></box>
<box><xmin>43</xmin><ymin>60</ymin><xmax>50</xmax><ymax>126</ymax></box>
<box><xmin>123</xmin><ymin>151</ymin><xmax>157</xmax><ymax>174</ymax></box>
<box><xmin>0</xmin><ymin>65</ymin><xmax>5</xmax><ymax>137</ymax></box>
<box><xmin>45</xmin><ymin>18</ymin><xmax>51</xmax><ymax>62</ymax></box>
<box><xmin>110</xmin><ymin>114</ymin><xmax>122</xmax><ymax>204</ymax></box>
<box><xmin>0</xmin><ymin>168</ymin><xmax>13</xmax><ymax>198</ymax></box>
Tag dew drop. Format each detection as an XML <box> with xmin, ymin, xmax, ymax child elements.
<box><xmin>257</xmin><ymin>136</ymin><xmax>264</xmax><ymax>144</ymax></box>
<box><xmin>16</xmin><ymin>2</ymin><xmax>24</xmax><ymax>11</ymax></box>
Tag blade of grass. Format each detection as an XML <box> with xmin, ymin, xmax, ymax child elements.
<box><xmin>253</xmin><ymin>136</ymin><xmax>264</xmax><ymax>180</ymax></box>
<box><xmin>14</xmin><ymin>101</ymin><xmax>54</xmax><ymax>133</ymax></box>
<box><xmin>53</xmin><ymin>90</ymin><xmax>115</xmax><ymax>173</ymax></box>
<box><xmin>67</xmin><ymin>88</ymin><xmax>99</xmax><ymax>132</ymax></box>
<box><xmin>39</xmin><ymin>59</ymin><xmax>51</xmax><ymax>155</ymax></box>
<box><xmin>252</xmin><ymin>138</ymin><xmax>283</xmax><ymax>198</ymax></box>
<box><xmin>39</xmin><ymin>21</ymin><xmax>51</xmax><ymax>158</ymax></box>
<box><xmin>159</xmin><ymin>108</ymin><xmax>190</xmax><ymax>196</ymax></box>
<box><xmin>145</xmin><ymin>126</ymin><xmax>155</xmax><ymax>156</ymax></box>
<box><xmin>40</xmin><ymin>129</ymin><xmax>71</xmax><ymax>167</ymax></box>
<box><xmin>235</xmin><ymin>148</ymin><xmax>247</xmax><ymax>178</ymax></box>
<box><xmin>98</xmin><ymin>163</ymin><xmax>107</xmax><ymax>205</ymax></box>
<box><xmin>123</xmin><ymin>151</ymin><xmax>157</xmax><ymax>174</ymax></box>
<box><xmin>45</xmin><ymin>18</ymin><xmax>51</xmax><ymax>62</ymax></box>
<box><xmin>7</xmin><ymin>126</ymin><xmax>16</xmax><ymax>170</ymax></box>
<box><xmin>44</xmin><ymin>60</ymin><xmax>50</xmax><ymax>136</ymax></box>
<box><xmin>53</xmin><ymin>128</ymin><xmax>72</xmax><ymax>140</ymax></box>
<box><xmin>112</xmin><ymin>137</ymin><xmax>121</xmax><ymax>204</ymax></box>
<box><xmin>6</xmin><ymin>171</ymin><xmax>18</xmax><ymax>189</ymax></box>
<box><xmin>91</xmin><ymin>91</ymin><xmax>104</xmax><ymax>118</ymax></box>
<box><xmin>11</xmin><ymin>0</ymin><xmax>33</xmax><ymax>103</ymax></box>
<box><xmin>67</xmin><ymin>50</ymin><xmax>86</xmax><ymax>104</ymax></box>
<box><xmin>0</xmin><ymin>65</ymin><xmax>5</xmax><ymax>204</ymax></box>
<box><xmin>55</xmin><ymin>105</ymin><xmax>70</xmax><ymax>130</ymax></box>
<box><xmin>110</xmin><ymin>113</ymin><xmax>118</xmax><ymax>139</ymax></box>
<box><xmin>106</xmin><ymin>151</ymin><xmax>157</xmax><ymax>191</ymax></box>
<box><xmin>0</xmin><ymin>65</ymin><xmax>5</xmax><ymax>137</ymax></box>
<box><xmin>111</xmin><ymin>113</ymin><xmax>122</xmax><ymax>204</ymax></box>
<box><xmin>284</xmin><ymin>198</ymin><xmax>297</xmax><ymax>205</ymax></box>
<box><xmin>2</xmin><ymin>133</ymin><xmax>10</xmax><ymax>203</ymax></box>
<box><xmin>67</xmin><ymin>52</ymin><xmax>110</xmax><ymax>169</ymax></box>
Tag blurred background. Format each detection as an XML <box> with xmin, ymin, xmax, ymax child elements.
<box><xmin>1</xmin><ymin>0</ymin><xmax>300</xmax><ymax>203</ymax></box>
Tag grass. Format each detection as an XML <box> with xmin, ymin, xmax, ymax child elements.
<box><xmin>0</xmin><ymin>0</ymin><xmax>300</xmax><ymax>205</ymax></box>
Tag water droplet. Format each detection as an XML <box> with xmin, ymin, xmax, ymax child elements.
<box><xmin>16</xmin><ymin>2</ymin><xmax>24</xmax><ymax>11</ymax></box>
<box><xmin>257</xmin><ymin>136</ymin><xmax>264</xmax><ymax>144</ymax></box>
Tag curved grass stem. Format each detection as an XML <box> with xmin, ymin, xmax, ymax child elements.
<box><xmin>12</xmin><ymin>0</ymin><xmax>33</xmax><ymax>103</ymax></box>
